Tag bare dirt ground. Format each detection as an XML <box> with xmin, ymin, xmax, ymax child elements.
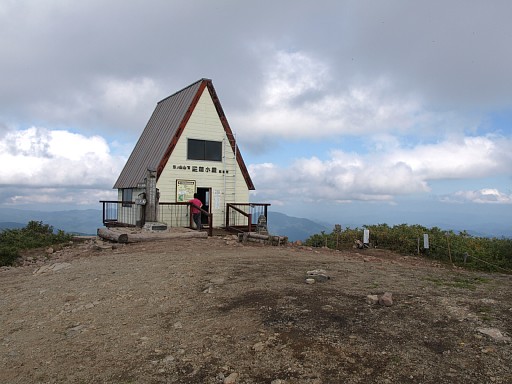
<box><xmin>1</xmin><ymin>233</ymin><xmax>511</xmax><ymax>384</ymax></box>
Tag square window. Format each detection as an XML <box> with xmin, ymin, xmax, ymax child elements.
<box><xmin>187</xmin><ymin>139</ymin><xmax>222</xmax><ymax>161</ymax></box>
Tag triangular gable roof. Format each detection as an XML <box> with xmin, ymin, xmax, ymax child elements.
<box><xmin>113</xmin><ymin>78</ymin><xmax>255</xmax><ymax>190</ymax></box>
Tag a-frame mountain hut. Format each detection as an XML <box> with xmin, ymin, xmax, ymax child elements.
<box><xmin>101</xmin><ymin>78</ymin><xmax>269</xmax><ymax>234</ymax></box>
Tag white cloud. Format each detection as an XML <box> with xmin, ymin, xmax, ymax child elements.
<box><xmin>249</xmin><ymin>134</ymin><xmax>512</xmax><ymax>204</ymax></box>
<box><xmin>97</xmin><ymin>76</ymin><xmax>160</xmax><ymax>118</ymax></box>
<box><xmin>28</xmin><ymin>77</ymin><xmax>162</xmax><ymax>135</ymax></box>
<box><xmin>390</xmin><ymin>135</ymin><xmax>512</xmax><ymax>179</ymax></box>
<box><xmin>4</xmin><ymin>188</ymin><xmax>117</xmax><ymax>207</ymax></box>
<box><xmin>233</xmin><ymin>49</ymin><xmax>478</xmax><ymax>148</ymax></box>
<box><xmin>441</xmin><ymin>189</ymin><xmax>512</xmax><ymax>204</ymax></box>
<box><xmin>0</xmin><ymin>127</ymin><xmax>125</xmax><ymax>195</ymax></box>
<box><xmin>263</xmin><ymin>51</ymin><xmax>329</xmax><ymax>107</ymax></box>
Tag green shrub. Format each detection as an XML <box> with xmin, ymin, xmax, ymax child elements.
<box><xmin>0</xmin><ymin>221</ymin><xmax>73</xmax><ymax>266</ymax></box>
<box><xmin>304</xmin><ymin>223</ymin><xmax>512</xmax><ymax>273</ymax></box>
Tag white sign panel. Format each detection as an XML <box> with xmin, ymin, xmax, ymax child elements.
<box><xmin>363</xmin><ymin>229</ymin><xmax>370</xmax><ymax>244</ymax></box>
<box><xmin>213</xmin><ymin>189</ymin><xmax>221</xmax><ymax>209</ymax></box>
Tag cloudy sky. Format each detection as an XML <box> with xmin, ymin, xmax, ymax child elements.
<box><xmin>1</xmin><ymin>0</ymin><xmax>511</xmax><ymax>234</ymax></box>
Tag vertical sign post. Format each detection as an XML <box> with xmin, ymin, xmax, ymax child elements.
<box><xmin>145</xmin><ymin>169</ymin><xmax>157</xmax><ymax>223</ymax></box>
<box><xmin>363</xmin><ymin>229</ymin><xmax>370</xmax><ymax>247</ymax></box>
<box><xmin>423</xmin><ymin>234</ymin><xmax>429</xmax><ymax>249</ymax></box>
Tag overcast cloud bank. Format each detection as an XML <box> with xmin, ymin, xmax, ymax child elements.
<box><xmin>0</xmin><ymin>1</ymin><xmax>510</xmax><ymax>232</ymax></box>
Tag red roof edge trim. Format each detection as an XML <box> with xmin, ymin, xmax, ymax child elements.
<box><xmin>206</xmin><ymin>81</ymin><xmax>255</xmax><ymax>190</ymax></box>
<box><xmin>156</xmin><ymin>80</ymin><xmax>208</xmax><ymax>180</ymax></box>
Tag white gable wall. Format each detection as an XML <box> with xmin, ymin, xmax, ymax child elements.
<box><xmin>157</xmin><ymin>88</ymin><xmax>250</xmax><ymax>227</ymax></box>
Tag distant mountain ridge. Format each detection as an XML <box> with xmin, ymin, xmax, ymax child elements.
<box><xmin>0</xmin><ymin>222</ymin><xmax>26</xmax><ymax>230</ymax></box>
<box><xmin>0</xmin><ymin>208</ymin><xmax>102</xmax><ymax>235</ymax></box>
<box><xmin>0</xmin><ymin>208</ymin><xmax>328</xmax><ymax>241</ymax></box>
<box><xmin>267</xmin><ymin>211</ymin><xmax>330</xmax><ymax>241</ymax></box>
<box><xmin>0</xmin><ymin>207</ymin><xmax>507</xmax><ymax>240</ymax></box>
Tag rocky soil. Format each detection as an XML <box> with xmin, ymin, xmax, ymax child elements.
<box><xmin>1</xmin><ymin>234</ymin><xmax>511</xmax><ymax>384</ymax></box>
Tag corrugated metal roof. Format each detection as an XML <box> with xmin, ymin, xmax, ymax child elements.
<box><xmin>113</xmin><ymin>78</ymin><xmax>255</xmax><ymax>190</ymax></box>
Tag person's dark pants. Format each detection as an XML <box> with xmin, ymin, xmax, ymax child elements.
<box><xmin>192</xmin><ymin>213</ymin><xmax>202</xmax><ymax>230</ymax></box>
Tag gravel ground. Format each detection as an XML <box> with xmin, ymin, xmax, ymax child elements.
<box><xmin>1</xmin><ymin>235</ymin><xmax>511</xmax><ymax>384</ymax></box>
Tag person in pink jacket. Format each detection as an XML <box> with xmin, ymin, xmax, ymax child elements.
<box><xmin>189</xmin><ymin>193</ymin><xmax>203</xmax><ymax>230</ymax></box>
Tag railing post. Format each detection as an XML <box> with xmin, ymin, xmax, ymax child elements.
<box><xmin>225</xmin><ymin>204</ymin><xmax>230</xmax><ymax>228</ymax></box>
<box><xmin>188</xmin><ymin>203</ymin><xmax>192</xmax><ymax>228</ymax></box>
<box><xmin>248</xmin><ymin>213</ymin><xmax>252</xmax><ymax>232</ymax></box>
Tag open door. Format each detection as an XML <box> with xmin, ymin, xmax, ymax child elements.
<box><xmin>196</xmin><ymin>187</ymin><xmax>211</xmax><ymax>226</ymax></box>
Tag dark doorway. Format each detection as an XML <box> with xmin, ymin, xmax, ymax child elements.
<box><xmin>196</xmin><ymin>187</ymin><xmax>211</xmax><ymax>226</ymax></box>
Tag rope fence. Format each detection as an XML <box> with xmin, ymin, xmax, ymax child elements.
<box><xmin>305</xmin><ymin>226</ymin><xmax>512</xmax><ymax>273</ymax></box>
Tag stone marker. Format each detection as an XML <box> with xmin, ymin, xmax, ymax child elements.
<box><xmin>379</xmin><ymin>292</ymin><xmax>393</xmax><ymax>306</ymax></box>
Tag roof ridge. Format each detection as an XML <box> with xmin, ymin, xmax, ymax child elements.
<box><xmin>158</xmin><ymin>78</ymin><xmax>211</xmax><ymax>104</ymax></box>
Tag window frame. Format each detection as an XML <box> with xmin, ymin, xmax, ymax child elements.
<box><xmin>122</xmin><ymin>188</ymin><xmax>133</xmax><ymax>207</ymax></box>
<box><xmin>187</xmin><ymin>139</ymin><xmax>222</xmax><ymax>162</ymax></box>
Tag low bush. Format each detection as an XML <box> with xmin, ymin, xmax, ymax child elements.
<box><xmin>305</xmin><ymin>223</ymin><xmax>512</xmax><ymax>273</ymax></box>
<box><xmin>0</xmin><ymin>221</ymin><xmax>73</xmax><ymax>266</ymax></box>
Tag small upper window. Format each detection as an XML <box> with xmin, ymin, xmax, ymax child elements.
<box><xmin>188</xmin><ymin>139</ymin><xmax>222</xmax><ymax>161</ymax></box>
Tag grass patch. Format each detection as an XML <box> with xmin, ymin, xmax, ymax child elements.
<box><xmin>425</xmin><ymin>275</ymin><xmax>489</xmax><ymax>290</ymax></box>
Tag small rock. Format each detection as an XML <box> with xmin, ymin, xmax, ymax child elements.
<box><xmin>224</xmin><ymin>372</ymin><xmax>239</xmax><ymax>384</ymax></box>
<box><xmin>366</xmin><ymin>294</ymin><xmax>379</xmax><ymax>305</ymax></box>
<box><xmin>306</xmin><ymin>269</ymin><xmax>330</xmax><ymax>282</ymax></box>
<box><xmin>33</xmin><ymin>262</ymin><xmax>71</xmax><ymax>275</ymax></box>
<box><xmin>378</xmin><ymin>292</ymin><xmax>393</xmax><ymax>306</ymax></box>
<box><xmin>252</xmin><ymin>342</ymin><xmax>265</xmax><ymax>352</ymax></box>
<box><xmin>173</xmin><ymin>322</ymin><xmax>183</xmax><ymax>329</ymax></box>
<box><xmin>305</xmin><ymin>278</ymin><xmax>316</xmax><ymax>284</ymax></box>
<box><xmin>162</xmin><ymin>355</ymin><xmax>175</xmax><ymax>364</ymax></box>
<box><xmin>202</xmin><ymin>286</ymin><xmax>214</xmax><ymax>294</ymax></box>
<box><xmin>66</xmin><ymin>324</ymin><xmax>85</xmax><ymax>337</ymax></box>
<box><xmin>477</xmin><ymin>327</ymin><xmax>511</xmax><ymax>342</ymax></box>
<box><xmin>33</xmin><ymin>265</ymin><xmax>52</xmax><ymax>275</ymax></box>
<box><xmin>51</xmin><ymin>262</ymin><xmax>71</xmax><ymax>272</ymax></box>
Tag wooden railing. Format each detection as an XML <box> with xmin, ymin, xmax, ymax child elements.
<box><xmin>99</xmin><ymin>200</ymin><xmax>213</xmax><ymax>236</ymax></box>
<box><xmin>225</xmin><ymin>203</ymin><xmax>271</xmax><ymax>233</ymax></box>
<box><xmin>100</xmin><ymin>200</ymin><xmax>138</xmax><ymax>227</ymax></box>
<box><xmin>158</xmin><ymin>202</ymin><xmax>213</xmax><ymax>237</ymax></box>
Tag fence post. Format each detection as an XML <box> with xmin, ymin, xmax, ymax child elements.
<box><xmin>334</xmin><ymin>224</ymin><xmax>342</xmax><ymax>250</ymax></box>
<box><xmin>445</xmin><ymin>233</ymin><xmax>452</xmax><ymax>263</ymax></box>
